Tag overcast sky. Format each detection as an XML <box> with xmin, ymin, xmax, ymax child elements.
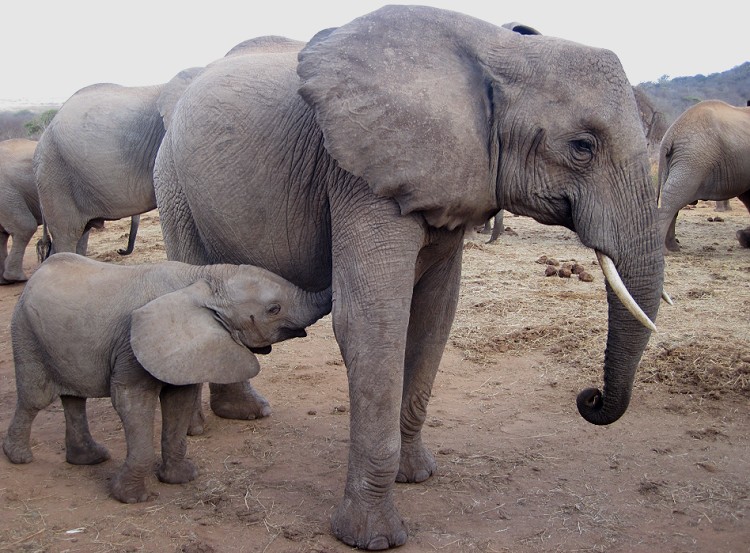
<box><xmin>2</xmin><ymin>0</ymin><xmax>747</xmax><ymax>104</ymax></box>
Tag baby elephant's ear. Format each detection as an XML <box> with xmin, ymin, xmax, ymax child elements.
<box><xmin>130</xmin><ymin>281</ymin><xmax>261</xmax><ymax>386</ymax></box>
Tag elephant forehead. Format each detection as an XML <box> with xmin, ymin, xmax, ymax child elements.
<box><xmin>226</xmin><ymin>272</ymin><xmax>286</xmax><ymax>304</ymax></box>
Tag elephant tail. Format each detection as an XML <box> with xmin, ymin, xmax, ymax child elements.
<box><xmin>35</xmin><ymin>219</ymin><xmax>52</xmax><ymax>263</ymax></box>
<box><xmin>118</xmin><ymin>214</ymin><xmax>140</xmax><ymax>256</ymax></box>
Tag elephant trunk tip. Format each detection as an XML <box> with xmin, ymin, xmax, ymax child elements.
<box><xmin>576</xmin><ymin>387</ymin><xmax>627</xmax><ymax>426</ymax></box>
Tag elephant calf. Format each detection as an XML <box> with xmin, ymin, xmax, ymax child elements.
<box><xmin>3</xmin><ymin>253</ymin><xmax>331</xmax><ymax>503</ymax></box>
<box><xmin>0</xmin><ymin>138</ymin><xmax>42</xmax><ymax>283</ymax></box>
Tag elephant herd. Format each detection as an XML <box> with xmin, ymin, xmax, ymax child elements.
<box><xmin>0</xmin><ymin>5</ymin><xmax>747</xmax><ymax>550</ymax></box>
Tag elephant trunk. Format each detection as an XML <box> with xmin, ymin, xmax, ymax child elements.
<box><xmin>294</xmin><ymin>286</ymin><xmax>333</xmax><ymax>327</ymax></box>
<box><xmin>577</xmin><ymin>232</ymin><xmax>663</xmax><ymax>425</ymax></box>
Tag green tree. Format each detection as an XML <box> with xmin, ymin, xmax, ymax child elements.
<box><xmin>24</xmin><ymin>109</ymin><xmax>57</xmax><ymax>138</ymax></box>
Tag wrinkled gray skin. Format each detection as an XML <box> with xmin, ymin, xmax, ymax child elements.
<box><xmin>154</xmin><ymin>7</ymin><xmax>664</xmax><ymax>549</ymax></box>
<box><xmin>657</xmin><ymin>100</ymin><xmax>750</xmax><ymax>251</ymax></box>
<box><xmin>33</xmin><ymin>67</ymin><xmax>201</xmax><ymax>257</ymax></box>
<box><xmin>0</xmin><ymin>139</ymin><xmax>41</xmax><ymax>283</ymax></box>
<box><xmin>3</xmin><ymin>252</ymin><xmax>330</xmax><ymax>504</ymax></box>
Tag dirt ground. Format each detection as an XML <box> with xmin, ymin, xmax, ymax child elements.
<box><xmin>0</xmin><ymin>202</ymin><xmax>748</xmax><ymax>553</ymax></box>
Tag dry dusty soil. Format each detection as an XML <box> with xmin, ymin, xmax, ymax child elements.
<box><xmin>0</xmin><ymin>202</ymin><xmax>748</xmax><ymax>553</ymax></box>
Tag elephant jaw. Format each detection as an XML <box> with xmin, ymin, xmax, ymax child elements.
<box><xmin>595</xmin><ymin>251</ymin><xmax>657</xmax><ymax>332</ymax></box>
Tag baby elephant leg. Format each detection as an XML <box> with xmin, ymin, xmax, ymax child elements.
<box><xmin>157</xmin><ymin>384</ymin><xmax>199</xmax><ymax>484</ymax></box>
<box><xmin>110</xmin><ymin>379</ymin><xmax>159</xmax><ymax>503</ymax></box>
<box><xmin>3</xmin><ymin>352</ymin><xmax>56</xmax><ymax>463</ymax></box>
<box><xmin>60</xmin><ymin>395</ymin><xmax>111</xmax><ymax>465</ymax></box>
<box><xmin>2</xmin><ymin>400</ymin><xmax>41</xmax><ymax>463</ymax></box>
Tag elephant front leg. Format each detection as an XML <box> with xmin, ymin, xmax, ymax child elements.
<box><xmin>331</xmin><ymin>291</ymin><xmax>411</xmax><ymax>550</ymax></box>
<box><xmin>398</xmin><ymin>231</ymin><xmax>463</xmax><ymax>483</ymax></box>
<box><xmin>110</xmin><ymin>377</ymin><xmax>159</xmax><ymax>503</ymax></box>
<box><xmin>61</xmin><ymin>395</ymin><xmax>110</xmax><ymax>465</ymax></box>
<box><xmin>735</xmin><ymin>191</ymin><xmax>750</xmax><ymax>248</ymax></box>
<box><xmin>328</xmin><ymin>201</ymin><xmax>423</xmax><ymax>550</ymax></box>
<box><xmin>157</xmin><ymin>384</ymin><xmax>199</xmax><ymax>484</ymax></box>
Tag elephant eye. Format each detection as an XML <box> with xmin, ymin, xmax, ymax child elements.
<box><xmin>267</xmin><ymin>304</ymin><xmax>281</xmax><ymax>316</ymax></box>
<box><xmin>570</xmin><ymin>137</ymin><xmax>595</xmax><ymax>164</ymax></box>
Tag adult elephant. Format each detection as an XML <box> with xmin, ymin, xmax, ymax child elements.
<box><xmin>657</xmin><ymin>100</ymin><xmax>750</xmax><ymax>251</ymax></box>
<box><xmin>0</xmin><ymin>138</ymin><xmax>41</xmax><ymax>283</ymax></box>
<box><xmin>33</xmin><ymin>67</ymin><xmax>202</xmax><ymax>257</ymax></box>
<box><xmin>154</xmin><ymin>7</ymin><xmax>663</xmax><ymax>549</ymax></box>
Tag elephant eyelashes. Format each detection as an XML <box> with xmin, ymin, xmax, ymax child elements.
<box><xmin>267</xmin><ymin>304</ymin><xmax>281</xmax><ymax>316</ymax></box>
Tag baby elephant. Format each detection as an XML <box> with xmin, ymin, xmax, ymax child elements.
<box><xmin>3</xmin><ymin>253</ymin><xmax>331</xmax><ymax>503</ymax></box>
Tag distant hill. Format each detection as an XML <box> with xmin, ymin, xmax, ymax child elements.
<box><xmin>637</xmin><ymin>62</ymin><xmax>750</xmax><ymax>126</ymax></box>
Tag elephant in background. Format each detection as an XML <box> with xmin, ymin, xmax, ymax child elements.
<box><xmin>0</xmin><ymin>138</ymin><xmax>41</xmax><ymax>283</ymax></box>
<box><xmin>478</xmin><ymin>210</ymin><xmax>506</xmax><ymax>243</ymax></box>
<box><xmin>657</xmin><ymin>100</ymin><xmax>750</xmax><ymax>251</ymax></box>
<box><xmin>153</xmin><ymin>7</ymin><xmax>663</xmax><ymax>549</ymax></box>
<box><xmin>3</xmin><ymin>252</ymin><xmax>331</xmax><ymax>503</ymax></box>
<box><xmin>33</xmin><ymin>66</ymin><xmax>202</xmax><ymax>257</ymax></box>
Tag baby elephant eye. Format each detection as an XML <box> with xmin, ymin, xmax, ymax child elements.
<box><xmin>267</xmin><ymin>304</ymin><xmax>281</xmax><ymax>315</ymax></box>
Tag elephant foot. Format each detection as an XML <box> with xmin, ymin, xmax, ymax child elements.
<box><xmin>66</xmin><ymin>441</ymin><xmax>111</xmax><ymax>465</ymax></box>
<box><xmin>157</xmin><ymin>458</ymin><xmax>198</xmax><ymax>484</ymax></box>
<box><xmin>737</xmin><ymin>229</ymin><xmax>750</xmax><ymax>248</ymax></box>
<box><xmin>187</xmin><ymin>406</ymin><xmax>206</xmax><ymax>436</ymax></box>
<box><xmin>396</xmin><ymin>439</ymin><xmax>436</xmax><ymax>483</ymax></box>
<box><xmin>110</xmin><ymin>469</ymin><xmax>154</xmax><ymax>504</ymax></box>
<box><xmin>664</xmin><ymin>240</ymin><xmax>681</xmax><ymax>253</ymax></box>
<box><xmin>3</xmin><ymin>438</ymin><xmax>33</xmax><ymax>464</ymax></box>
<box><xmin>2</xmin><ymin>269</ymin><xmax>27</xmax><ymax>283</ymax></box>
<box><xmin>331</xmin><ymin>494</ymin><xmax>408</xmax><ymax>550</ymax></box>
<box><xmin>0</xmin><ymin>275</ymin><xmax>25</xmax><ymax>285</ymax></box>
<box><xmin>209</xmin><ymin>381</ymin><xmax>272</xmax><ymax>421</ymax></box>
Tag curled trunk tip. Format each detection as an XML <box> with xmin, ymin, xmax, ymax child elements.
<box><xmin>576</xmin><ymin>387</ymin><xmax>628</xmax><ymax>425</ymax></box>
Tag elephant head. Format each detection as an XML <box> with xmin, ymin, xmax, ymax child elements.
<box><xmin>298</xmin><ymin>5</ymin><xmax>663</xmax><ymax>425</ymax></box>
<box><xmin>130</xmin><ymin>265</ymin><xmax>331</xmax><ymax>386</ymax></box>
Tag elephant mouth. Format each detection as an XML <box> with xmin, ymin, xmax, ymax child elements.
<box><xmin>250</xmin><ymin>345</ymin><xmax>273</xmax><ymax>355</ymax></box>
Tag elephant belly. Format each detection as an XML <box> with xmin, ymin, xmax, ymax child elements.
<box><xmin>170</xmin><ymin>55</ymin><xmax>332</xmax><ymax>291</ymax></box>
<box><xmin>196</xmin><ymin>196</ymin><xmax>332</xmax><ymax>291</ymax></box>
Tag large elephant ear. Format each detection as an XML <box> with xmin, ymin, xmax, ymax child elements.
<box><xmin>130</xmin><ymin>281</ymin><xmax>261</xmax><ymax>386</ymax></box>
<box><xmin>158</xmin><ymin>66</ymin><xmax>204</xmax><ymax>129</ymax></box>
<box><xmin>297</xmin><ymin>5</ymin><xmax>503</xmax><ymax>229</ymax></box>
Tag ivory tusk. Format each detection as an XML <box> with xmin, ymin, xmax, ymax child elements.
<box><xmin>661</xmin><ymin>290</ymin><xmax>673</xmax><ymax>305</ymax></box>
<box><xmin>596</xmin><ymin>251</ymin><xmax>658</xmax><ymax>333</ymax></box>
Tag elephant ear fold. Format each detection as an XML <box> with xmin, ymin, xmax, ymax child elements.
<box><xmin>297</xmin><ymin>5</ymin><xmax>500</xmax><ymax>230</ymax></box>
<box><xmin>158</xmin><ymin>67</ymin><xmax>204</xmax><ymax>129</ymax></box>
<box><xmin>501</xmin><ymin>21</ymin><xmax>542</xmax><ymax>36</ymax></box>
<box><xmin>130</xmin><ymin>281</ymin><xmax>261</xmax><ymax>386</ymax></box>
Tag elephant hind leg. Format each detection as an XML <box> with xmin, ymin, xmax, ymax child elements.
<box><xmin>61</xmin><ymin>395</ymin><xmax>110</xmax><ymax>465</ymax></box>
<box><xmin>0</xmin><ymin>229</ymin><xmax>10</xmax><ymax>284</ymax></box>
<box><xmin>3</xmin><ymin>400</ymin><xmax>41</xmax><ymax>463</ymax></box>
<box><xmin>208</xmin><ymin>381</ymin><xmax>271</xmax><ymax>422</ymax></box>
<box><xmin>398</xmin><ymin>229</ymin><xmax>463</xmax><ymax>484</ymax></box>
<box><xmin>2</xmin><ymin>214</ymin><xmax>39</xmax><ymax>282</ymax></box>
<box><xmin>3</xmin><ymin>352</ymin><xmax>57</xmax><ymax>463</ymax></box>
